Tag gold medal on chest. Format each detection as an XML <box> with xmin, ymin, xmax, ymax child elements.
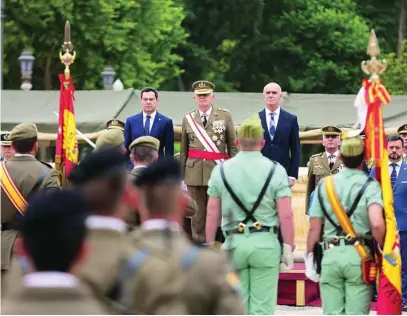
<box><xmin>212</xmin><ymin>135</ymin><xmax>218</xmax><ymax>141</ymax></box>
<box><xmin>212</xmin><ymin>120</ymin><xmax>226</xmax><ymax>134</ymax></box>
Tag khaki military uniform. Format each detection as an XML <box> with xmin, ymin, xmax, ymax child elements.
<box><xmin>1</xmin><ymin>156</ymin><xmax>59</xmax><ymax>284</ymax></box>
<box><xmin>1</xmin><ymin>276</ymin><xmax>108</xmax><ymax>315</ymax></box>
<box><xmin>122</xmin><ymin>227</ymin><xmax>244</xmax><ymax>314</ymax></box>
<box><xmin>306</xmin><ymin>152</ymin><xmax>343</xmax><ymax>211</ymax></box>
<box><xmin>180</xmin><ymin>107</ymin><xmax>237</xmax><ymax>242</ymax></box>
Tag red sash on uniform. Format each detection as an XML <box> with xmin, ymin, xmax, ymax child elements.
<box><xmin>188</xmin><ymin>149</ymin><xmax>229</xmax><ymax>161</ymax></box>
<box><xmin>0</xmin><ymin>162</ymin><xmax>27</xmax><ymax>215</ymax></box>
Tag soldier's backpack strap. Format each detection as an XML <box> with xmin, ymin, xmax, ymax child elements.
<box><xmin>220</xmin><ymin>162</ymin><xmax>276</xmax><ymax>227</ymax></box>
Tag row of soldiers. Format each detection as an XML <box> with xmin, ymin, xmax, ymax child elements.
<box><xmin>0</xmin><ymin>122</ymin><xmax>244</xmax><ymax>314</ymax></box>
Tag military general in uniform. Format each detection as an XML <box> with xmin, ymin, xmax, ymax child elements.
<box><xmin>306</xmin><ymin>125</ymin><xmax>343</xmax><ymax>213</ymax></box>
<box><xmin>1</xmin><ymin>123</ymin><xmax>59</xmax><ymax>294</ymax></box>
<box><xmin>398</xmin><ymin>124</ymin><xmax>407</xmax><ymax>163</ymax></box>
<box><xmin>1</xmin><ymin>131</ymin><xmax>14</xmax><ymax>161</ymax></box>
<box><xmin>306</xmin><ymin>136</ymin><xmax>386</xmax><ymax>315</ymax></box>
<box><xmin>180</xmin><ymin>80</ymin><xmax>237</xmax><ymax>243</ymax></box>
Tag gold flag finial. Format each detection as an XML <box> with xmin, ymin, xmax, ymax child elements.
<box><xmin>59</xmin><ymin>20</ymin><xmax>76</xmax><ymax>84</ymax></box>
<box><xmin>361</xmin><ymin>29</ymin><xmax>387</xmax><ymax>83</ymax></box>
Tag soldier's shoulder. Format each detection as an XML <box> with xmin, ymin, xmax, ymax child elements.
<box><xmin>310</xmin><ymin>152</ymin><xmax>324</xmax><ymax>159</ymax></box>
<box><xmin>39</xmin><ymin>161</ymin><xmax>54</xmax><ymax>169</ymax></box>
<box><xmin>184</xmin><ymin>109</ymin><xmax>196</xmax><ymax>115</ymax></box>
<box><xmin>217</xmin><ymin>108</ymin><xmax>230</xmax><ymax>113</ymax></box>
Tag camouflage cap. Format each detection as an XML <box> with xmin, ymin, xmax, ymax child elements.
<box><xmin>129</xmin><ymin>136</ymin><xmax>160</xmax><ymax>151</ymax></box>
<box><xmin>397</xmin><ymin>124</ymin><xmax>407</xmax><ymax>135</ymax></box>
<box><xmin>1</xmin><ymin>131</ymin><xmax>11</xmax><ymax>146</ymax></box>
<box><xmin>321</xmin><ymin>125</ymin><xmax>342</xmax><ymax>136</ymax></box>
<box><xmin>237</xmin><ymin>115</ymin><xmax>264</xmax><ymax>138</ymax></box>
<box><xmin>192</xmin><ymin>80</ymin><xmax>215</xmax><ymax>95</ymax></box>
<box><xmin>340</xmin><ymin>136</ymin><xmax>364</xmax><ymax>157</ymax></box>
<box><xmin>94</xmin><ymin>129</ymin><xmax>124</xmax><ymax>152</ymax></box>
<box><xmin>106</xmin><ymin>119</ymin><xmax>125</xmax><ymax>131</ymax></box>
<box><xmin>9</xmin><ymin>123</ymin><xmax>38</xmax><ymax>141</ymax></box>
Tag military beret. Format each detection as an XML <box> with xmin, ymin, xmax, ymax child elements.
<box><xmin>0</xmin><ymin>131</ymin><xmax>11</xmax><ymax>146</ymax></box>
<box><xmin>106</xmin><ymin>119</ymin><xmax>125</xmax><ymax>131</ymax></box>
<box><xmin>69</xmin><ymin>147</ymin><xmax>127</xmax><ymax>185</ymax></box>
<box><xmin>94</xmin><ymin>129</ymin><xmax>124</xmax><ymax>152</ymax></box>
<box><xmin>129</xmin><ymin>136</ymin><xmax>160</xmax><ymax>151</ymax></box>
<box><xmin>340</xmin><ymin>137</ymin><xmax>364</xmax><ymax>157</ymax></box>
<box><xmin>237</xmin><ymin>115</ymin><xmax>264</xmax><ymax>138</ymax></box>
<box><xmin>321</xmin><ymin>125</ymin><xmax>342</xmax><ymax>136</ymax></box>
<box><xmin>9</xmin><ymin>123</ymin><xmax>38</xmax><ymax>141</ymax></box>
<box><xmin>134</xmin><ymin>158</ymin><xmax>182</xmax><ymax>187</ymax></box>
<box><xmin>397</xmin><ymin>124</ymin><xmax>407</xmax><ymax>135</ymax></box>
<box><xmin>192</xmin><ymin>80</ymin><xmax>215</xmax><ymax>95</ymax></box>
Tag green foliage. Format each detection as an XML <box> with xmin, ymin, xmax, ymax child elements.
<box><xmin>381</xmin><ymin>41</ymin><xmax>407</xmax><ymax>95</ymax></box>
<box><xmin>3</xmin><ymin>0</ymin><xmax>186</xmax><ymax>90</ymax></box>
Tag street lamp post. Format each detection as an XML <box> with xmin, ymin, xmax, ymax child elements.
<box><xmin>18</xmin><ymin>50</ymin><xmax>35</xmax><ymax>91</ymax></box>
<box><xmin>101</xmin><ymin>66</ymin><xmax>115</xmax><ymax>90</ymax></box>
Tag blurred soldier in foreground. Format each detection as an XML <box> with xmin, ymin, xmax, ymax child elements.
<box><xmin>306</xmin><ymin>125</ymin><xmax>343</xmax><ymax>213</ymax></box>
<box><xmin>1</xmin><ymin>131</ymin><xmax>14</xmax><ymax>161</ymax></box>
<box><xmin>180</xmin><ymin>80</ymin><xmax>237</xmax><ymax>243</ymax></box>
<box><xmin>1</xmin><ymin>123</ymin><xmax>59</xmax><ymax>293</ymax></box>
<box><xmin>1</xmin><ymin>190</ymin><xmax>108</xmax><ymax>315</ymax></box>
<box><xmin>69</xmin><ymin>148</ymin><xmax>133</xmax><ymax>313</ymax></box>
<box><xmin>94</xmin><ymin>128</ymin><xmax>125</xmax><ymax>153</ymax></box>
<box><xmin>120</xmin><ymin>158</ymin><xmax>244</xmax><ymax>314</ymax></box>
<box><xmin>206</xmin><ymin>115</ymin><xmax>294</xmax><ymax>314</ymax></box>
<box><xmin>306</xmin><ymin>136</ymin><xmax>385</xmax><ymax>314</ymax></box>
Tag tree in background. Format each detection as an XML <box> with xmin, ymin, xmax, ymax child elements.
<box><xmin>382</xmin><ymin>41</ymin><xmax>407</xmax><ymax>95</ymax></box>
<box><xmin>2</xmin><ymin>0</ymin><xmax>186</xmax><ymax>90</ymax></box>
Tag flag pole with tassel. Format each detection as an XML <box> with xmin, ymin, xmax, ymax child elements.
<box><xmin>55</xmin><ymin>21</ymin><xmax>78</xmax><ymax>187</ymax></box>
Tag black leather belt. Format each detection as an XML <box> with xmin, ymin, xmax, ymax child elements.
<box><xmin>324</xmin><ymin>237</ymin><xmax>369</xmax><ymax>250</ymax></box>
<box><xmin>225</xmin><ymin>226</ymin><xmax>278</xmax><ymax>236</ymax></box>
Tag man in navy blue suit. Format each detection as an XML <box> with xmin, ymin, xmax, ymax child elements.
<box><xmin>258</xmin><ymin>82</ymin><xmax>300</xmax><ymax>186</ymax></box>
<box><xmin>371</xmin><ymin>135</ymin><xmax>407</xmax><ymax>309</ymax></box>
<box><xmin>124</xmin><ymin>87</ymin><xmax>174</xmax><ymax>167</ymax></box>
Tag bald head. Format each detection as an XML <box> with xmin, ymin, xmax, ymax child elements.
<box><xmin>263</xmin><ymin>82</ymin><xmax>283</xmax><ymax>110</ymax></box>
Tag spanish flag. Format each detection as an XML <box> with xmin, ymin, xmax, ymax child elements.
<box><xmin>55</xmin><ymin>74</ymin><xmax>78</xmax><ymax>182</ymax></box>
<box><xmin>359</xmin><ymin>78</ymin><xmax>402</xmax><ymax>314</ymax></box>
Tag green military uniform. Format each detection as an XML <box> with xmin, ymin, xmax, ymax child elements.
<box><xmin>398</xmin><ymin>124</ymin><xmax>407</xmax><ymax>163</ymax></box>
<box><xmin>1</xmin><ymin>123</ymin><xmax>59</xmax><ymax>292</ymax></box>
<box><xmin>309</xmin><ymin>137</ymin><xmax>383</xmax><ymax>315</ymax></box>
<box><xmin>122</xmin><ymin>158</ymin><xmax>244</xmax><ymax>314</ymax></box>
<box><xmin>180</xmin><ymin>80</ymin><xmax>237</xmax><ymax>242</ymax></box>
<box><xmin>306</xmin><ymin>125</ymin><xmax>344</xmax><ymax>212</ymax></box>
<box><xmin>207</xmin><ymin>116</ymin><xmax>292</xmax><ymax>314</ymax></box>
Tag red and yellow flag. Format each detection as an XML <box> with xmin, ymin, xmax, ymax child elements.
<box><xmin>55</xmin><ymin>74</ymin><xmax>78</xmax><ymax>179</ymax></box>
<box><xmin>361</xmin><ymin>78</ymin><xmax>402</xmax><ymax>314</ymax></box>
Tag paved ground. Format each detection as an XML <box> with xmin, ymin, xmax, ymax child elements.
<box><xmin>275</xmin><ymin>305</ymin><xmax>407</xmax><ymax>315</ymax></box>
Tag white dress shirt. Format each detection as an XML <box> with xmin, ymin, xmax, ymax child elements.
<box><xmin>14</xmin><ymin>154</ymin><xmax>35</xmax><ymax>158</ymax></box>
<box><xmin>325</xmin><ymin>151</ymin><xmax>339</xmax><ymax>164</ymax></box>
<box><xmin>389</xmin><ymin>160</ymin><xmax>402</xmax><ymax>177</ymax></box>
<box><xmin>142</xmin><ymin>219</ymin><xmax>181</xmax><ymax>232</ymax></box>
<box><xmin>85</xmin><ymin>215</ymin><xmax>126</xmax><ymax>233</ymax></box>
<box><xmin>143</xmin><ymin>111</ymin><xmax>157</xmax><ymax>133</ymax></box>
<box><xmin>23</xmin><ymin>272</ymin><xmax>79</xmax><ymax>288</ymax></box>
<box><xmin>199</xmin><ymin>107</ymin><xmax>212</xmax><ymax>123</ymax></box>
<box><xmin>265</xmin><ymin>106</ymin><xmax>281</xmax><ymax>132</ymax></box>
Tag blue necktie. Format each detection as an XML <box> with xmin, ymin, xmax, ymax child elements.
<box><xmin>144</xmin><ymin>115</ymin><xmax>151</xmax><ymax>135</ymax></box>
<box><xmin>390</xmin><ymin>163</ymin><xmax>397</xmax><ymax>188</ymax></box>
<box><xmin>269</xmin><ymin>112</ymin><xmax>276</xmax><ymax>139</ymax></box>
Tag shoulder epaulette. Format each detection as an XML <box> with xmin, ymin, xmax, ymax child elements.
<box><xmin>40</xmin><ymin>161</ymin><xmax>53</xmax><ymax>169</ymax></box>
<box><xmin>310</xmin><ymin>153</ymin><xmax>323</xmax><ymax>159</ymax></box>
<box><xmin>217</xmin><ymin>108</ymin><xmax>230</xmax><ymax>113</ymax></box>
<box><xmin>185</xmin><ymin>109</ymin><xmax>195</xmax><ymax>115</ymax></box>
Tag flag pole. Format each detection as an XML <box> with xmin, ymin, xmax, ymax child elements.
<box><xmin>55</xmin><ymin>20</ymin><xmax>76</xmax><ymax>187</ymax></box>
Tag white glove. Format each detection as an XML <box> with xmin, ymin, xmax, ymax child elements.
<box><xmin>280</xmin><ymin>243</ymin><xmax>294</xmax><ymax>272</ymax></box>
<box><xmin>303</xmin><ymin>252</ymin><xmax>320</xmax><ymax>283</ymax></box>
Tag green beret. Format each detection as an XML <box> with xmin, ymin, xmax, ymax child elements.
<box><xmin>321</xmin><ymin>125</ymin><xmax>342</xmax><ymax>136</ymax></box>
<box><xmin>1</xmin><ymin>131</ymin><xmax>11</xmax><ymax>146</ymax></box>
<box><xmin>129</xmin><ymin>136</ymin><xmax>160</xmax><ymax>151</ymax></box>
<box><xmin>106</xmin><ymin>119</ymin><xmax>125</xmax><ymax>131</ymax></box>
<box><xmin>340</xmin><ymin>137</ymin><xmax>364</xmax><ymax>157</ymax></box>
<box><xmin>237</xmin><ymin>115</ymin><xmax>264</xmax><ymax>138</ymax></box>
<box><xmin>397</xmin><ymin>124</ymin><xmax>407</xmax><ymax>135</ymax></box>
<box><xmin>192</xmin><ymin>80</ymin><xmax>215</xmax><ymax>95</ymax></box>
<box><xmin>9</xmin><ymin>123</ymin><xmax>38</xmax><ymax>141</ymax></box>
<box><xmin>94</xmin><ymin>129</ymin><xmax>124</xmax><ymax>152</ymax></box>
